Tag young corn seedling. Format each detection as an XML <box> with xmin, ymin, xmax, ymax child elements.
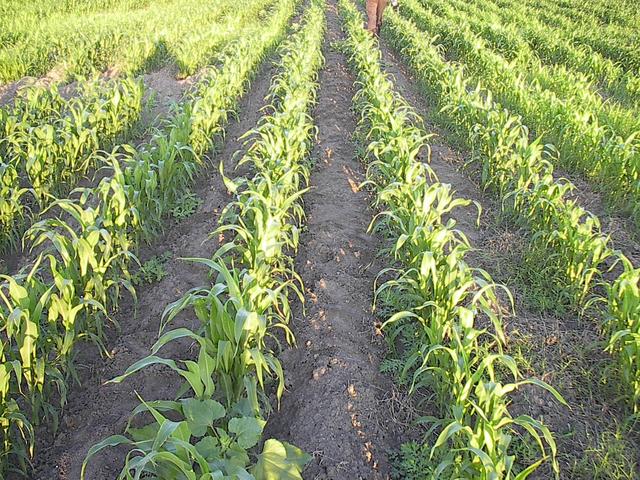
<box><xmin>0</xmin><ymin>258</ymin><xmax>66</xmax><ymax>462</ymax></box>
<box><xmin>0</xmin><ymin>78</ymin><xmax>144</xmax><ymax>253</ymax></box>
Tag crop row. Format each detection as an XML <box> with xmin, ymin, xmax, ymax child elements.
<box><xmin>416</xmin><ymin>0</ymin><xmax>640</xmax><ymax>131</ymax></box>
<box><xmin>0</xmin><ymin>78</ymin><xmax>144</xmax><ymax>253</ymax></box>
<box><xmin>488</xmin><ymin>0</ymin><xmax>639</xmax><ymax>74</ymax></box>
<box><xmin>0</xmin><ymin>0</ymin><xmax>286</xmax><ymax>256</ymax></box>
<box><xmin>401</xmin><ymin>0</ymin><xmax>640</xmax><ymax>228</ymax></box>
<box><xmin>0</xmin><ymin>0</ymin><xmax>297</xmax><ymax>474</ymax></box>
<box><xmin>82</xmin><ymin>1</ymin><xmax>325</xmax><ymax>477</ymax></box>
<box><xmin>443</xmin><ymin>0</ymin><xmax>640</xmax><ymax>107</ymax></box>
<box><xmin>520</xmin><ymin>0</ymin><xmax>639</xmax><ymax>33</ymax></box>
<box><xmin>383</xmin><ymin>8</ymin><xmax>640</xmax><ymax>413</ymax></box>
<box><xmin>0</xmin><ymin>0</ymin><xmax>273</xmax><ymax>84</ymax></box>
<box><xmin>338</xmin><ymin>0</ymin><xmax>565</xmax><ymax>477</ymax></box>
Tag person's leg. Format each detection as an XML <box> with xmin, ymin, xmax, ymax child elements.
<box><xmin>376</xmin><ymin>0</ymin><xmax>388</xmax><ymax>32</ymax></box>
<box><xmin>366</xmin><ymin>0</ymin><xmax>378</xmax><ymax>33</ymax></box>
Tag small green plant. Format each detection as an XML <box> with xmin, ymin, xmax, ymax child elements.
<box><xmin>131</xmin><ymin>252</ymin><xmax>171</xmax><ymax>286</ymax></box>
<box><xmin>568</xmin><ymin>428</ymin><xmax>639</xmax><ymax>480</ymax></box>
<box><xmin>389</xmin><ymin>441</ymin><xmax>432</xmax><ymax>480</ymax></box>
<box><xmin>171</xmin><ymin>192</ymin><xmax>203</xmax><ymax>219</ymax></box>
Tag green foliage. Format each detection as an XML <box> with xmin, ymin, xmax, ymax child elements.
<box><xmin>0</xmin><ymin>0</ymin><xmax>308</xmax><ymax>474</ymax></box>
<box><xmin>171</xmin><ymin>192</ymin><xmax>203</xmax><ymax>220</ymax></box>
<box><xmin>425</xmin><ymin>0</ymin><xmax>640</xmax><ymax>106</ymax></box>
<box><xmin>381</xmin><ymin>2</ymin><xmax>640</xmax><ymax>414</ymax></box>
<box><xmin>131</xmin><ymin>252</ymin><xmax>171</xmax><ymax>286</ymax></box>
<box><xmin>604</xmin><ymin>257</ymin><xmax>640</xmax><ymax>412</ymax></box>
<box><xmin>82</xmin><ymin>1</ymin><xmax>325</xmax><ymax>478</ymax></box>
<box><xmin>0</xmin><ymin>0</ymin><xmax>272</xmax><ymax>83</ymax></box>
<box><xmin>338</xmin><ymin>1</ymin><xmax>566</xmax><ymax>478</ymax></box>
<box><xmin>389</xmin><ymin>442</ymin><xmax>432</xmax><ymax>480</ymax></box>
<box><xmin>83</xmin><ymin>390</ymin><xmax>307</xmax><ymax>479</ymax></box>
<box><xmin>0</xmin><ymin>77</ymin><xmax>144</xmax><ymax>252</ymax></box>
<box><xmin>401</xmin><ymin>0</ymin><xmax>640</xmax><ymax>226</ymax></box>
<box><xmin>568</xmin><ymin>428</ymin><xmax>639</xmax><ymax>480</ymax></box>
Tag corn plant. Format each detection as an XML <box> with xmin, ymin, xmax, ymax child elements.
<box><xmin>402</xmin><ymin>0</ymin><xmax>640</xmax><ymax>225</ymax></box>
<box><xmin>0</xmin><ymin>160</ymin><xmax>29</xmax><ymax>252</ymax></box>
<box><xmin>0</xmin><ymin>0</ymin><xmax>308</xmax><ymax>471</ymax></box>
<box><xmin>428</xmin><ymin>0</ymin><xmax>640</xmax><ymax>107</ymax></box>
<box><xmin>83</xmin><ymin>389</ymin><xmax>308</xmax><ymax>480</ymax></box>
<box><xmin>380</xmin><ymin>0</ymin><xmax>640</xmax><ymax>416</ymax></box>
<box><xmin>383</xmin><ymin>9</ymin><xmax>612</xmax><ymax>307</ymax></box>
<box><xmin>81</xmin><ymin>0</ymin><xmax>323</xmax><ymax>478</ymax></box>
<box><xmin>339</xmin><ymin>1</ymin><xmax>565</xmax><ymax>477</ymax></box>
<box><xmin>489</xmin><ymin>0</ymin><xmax>640</xmax><ymax>74</ymax></box>
<box><xmin>605</xmin><ymin>256</ymin><xmax>640</xmax><ymax>413</ymax></box>
<box><xmin>0</xmin><ymin>78</ymin><xmax>144</xmax><ymax>253</ymax></box>
<box><xmin>0</xmin><ymin>258</ymin><xmax>65</xmax><ymax>474</ymax></box>
<box><xmin>0</xmin><ymin>0</ymin><xmax>265</xmax><ymax>83</ymax></box>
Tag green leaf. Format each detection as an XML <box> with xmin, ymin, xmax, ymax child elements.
<box><xmin>517</xmin><ymin>378</ymin><xmax>568</xmax><ymax>406</ymax></box>
<box><xmin>107</xmin><ymin>355</ymin><xmax>179</xmax><ymax>384</ymax></box>
<box><xmin>228</xmin><ymin>416</ymin><xmax>265</xmax><ymax>449</ymax></box>
<box><xmin>81</xmin><ymin>435</ymin><xmax>132</xmax><ymax>480</ymax></box>
<box><xmin>181</xmin><ymin>398</ymin><xmax>226</xmax><ymax>437</ymax></box>
<box><xmin>235</xmin><ymin>308</ymin><xmax>260</xmax><ymax>342</ymax></box>
<box><xmin>252</xmin><ymin>439</ymin><xmax>310</xmax><ymax>480</ymax></box>
<box><xmin>194</xmin><ymin>436</ymin><xmax>222</xmax><ymax>462</ymax></box>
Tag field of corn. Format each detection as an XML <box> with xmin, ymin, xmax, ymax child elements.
<box><xmin>0</xmin><ymin>0</ymin><xmax>638</xmax><ymax>478</ymax></box>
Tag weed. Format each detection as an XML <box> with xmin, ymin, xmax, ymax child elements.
<box><xmin>171</xmin><ymin>191</ymin><xmax>203</xmax><ymax>220</ymax></box>
<box><xmin>131</xmin><ymin>252</ymin><xmax>171</xmax><ymax>286</ymax></box>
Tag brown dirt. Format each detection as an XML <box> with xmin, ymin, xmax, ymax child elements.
<box><xmin>0</xmin><ymin>78</ymin><xmax>33</xmax><ymax>107</ymax></box>
<box><xmin>26</xmin><ymin>51</ymin><xmax>280</xmax><ymax>480</ymax></box>
<box><xmin>141</xmin><ymin>64</ymin><xmax>194</xmax><ymax>125</ymax></box>
<box><xmin>0</xmin><ymin>67</ymin><xmax>71</xmax><ymax>107</ymax></box>
<box><xmin>263</xmin><ymin>4</ymin><xmax>399</xmax><ymax>478</ymax></box>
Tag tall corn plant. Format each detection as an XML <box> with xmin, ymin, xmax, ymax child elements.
<box><xmin>339</xmin><ymin>0</ymin><xmax>565</xmax><ymax>477</ymax></box>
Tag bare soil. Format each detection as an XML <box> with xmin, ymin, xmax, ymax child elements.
<box><xmin>0</xmin><ymin>78</ymin><xmax>32</xmax><ymax>107</ymax></box>
<box><xmin>141</xmin><ymin>64</ymin><xmax>194</xmax><ymax>125</ymax></box>
<box><xmin>264</xmin><ymin>5</ymin><xmax>399</xmax><ymax>478</ymax></box>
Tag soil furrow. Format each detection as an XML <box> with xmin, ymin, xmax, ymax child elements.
<box><xmin>264</xmin><ymin>5</ymin><xmax>397</xmax><ymax>479</ymax></box>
